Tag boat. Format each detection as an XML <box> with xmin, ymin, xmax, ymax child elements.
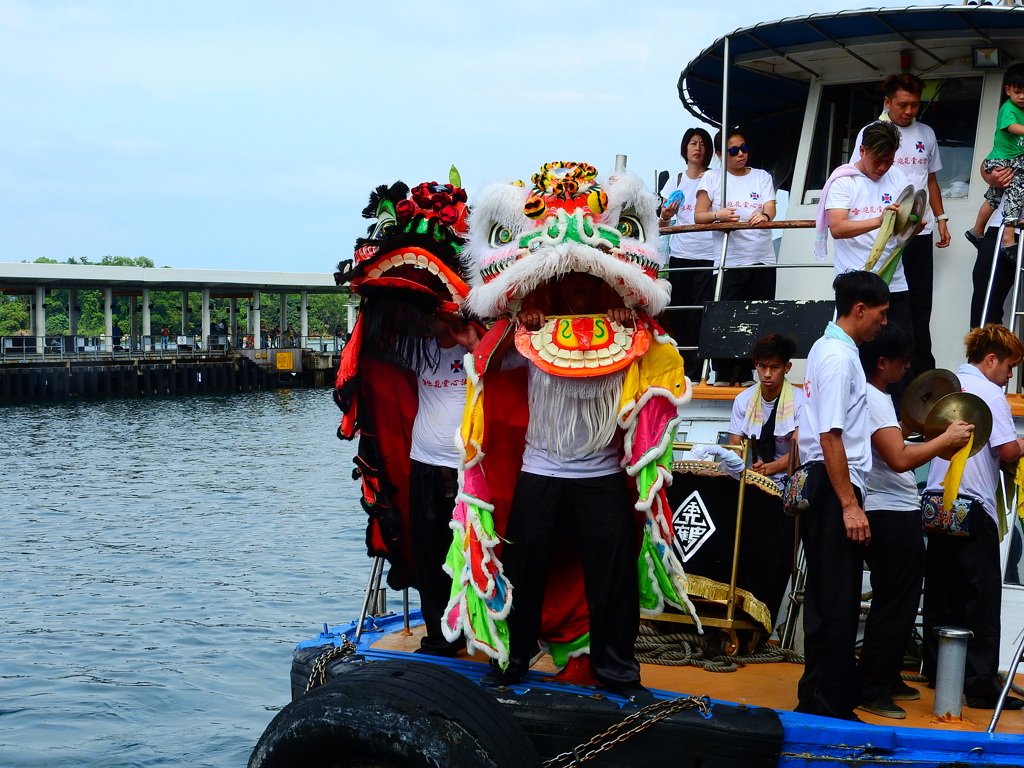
<box><xmin>250</xmin><ymin>4</ymin><xmax>1024</xmax><ymax>766</ymax></box>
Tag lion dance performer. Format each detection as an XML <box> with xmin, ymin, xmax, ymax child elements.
<box><xmin>334</xmin><ymin>177</ymin><xmax>481</xmax><ymax>654</ymax></box>
<box><xmin>442</xmin><ymin>161</ymin><xmax>695</xmax><ymax>693</ymax></box>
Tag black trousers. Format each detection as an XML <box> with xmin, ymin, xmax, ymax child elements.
<box><xmin>900</xmin><ymin>235</ymin><xmax>936</xmax><ymax>377</ymax></box>
<box><xmin>503</xmin><ymin>471</ymin><xmax>641</xmax><ymax>688</ymax></box>
<box><xmin>797</xmin><ymin>484</ymin><xmax>865</xmax><ymax>718</ymax></box>
<box><xmin>970</xmin><ymin>226</ymin><xmax>1016</xmax><ymax>328</ymax></box>
<box><xmin>408</xmin><ymin>459</ymin><xmax>460</xmax><ymax>652</ymax></box>
<box><xmin>858</xmin><ymin>509</ymin><xmax>925</xmax><ymax>703</ymax></box>
<box><xmin>922</xmin><ymin>513</ymin><xmax>1004</xmax><ymax>700</ymax></box>
<box><xmin>667</xmin><ymin>258</ymin><xmax>715</xmax><ymax>378</ymax></box>
<box><xmin>712</xmin><ymin>266</ymin><xmax>777</xmax><ymax>381</ymax></box>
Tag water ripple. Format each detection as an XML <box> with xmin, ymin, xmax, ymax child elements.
<box><xmin>0</xmin><ymin>390</ymin><xmax>379</xmax><ymax>767</ymax></box>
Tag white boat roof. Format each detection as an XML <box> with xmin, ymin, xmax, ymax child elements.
<box><xmin>679</xmin><ymin>4</ymin><xmax>1024</xmax><ymax>132</ymax></box>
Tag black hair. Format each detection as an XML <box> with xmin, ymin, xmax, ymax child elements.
<box><xmin>681</xmin><ymin>127</ymin><xmax>714</xmax><ymax>169</ymax></box>
<box><xmin>751</xmin><ymin>333</ymin><xmax>797</xmax><ymax>365</ymax></box>
<box><xmin>712</xmin><ymin>127</ymin><xmax>746</xmax><ymax>155</ymax></box>
<box><xmin>858</xmin><ymin>322</ymin><xmax>912</xmax><ymax>378</ymax></box>
<box><xmin>860</xmin><ymin>120</ymin><xmax>901</xmax><ymax>158</ymax></box>
<box><xmin>833</xmin><ymin>270</ymin><xmax>890</xmax><ymax>317</ymax></box>
<box><xmin>882</xmin><ymin>73</ymin><xmax>924</xmax><ymax>98</ymax></box>
<box><xmin>1005</xmin><ymin>63</ymin><xmax>1024</xmax><ymax>91</ymax></box>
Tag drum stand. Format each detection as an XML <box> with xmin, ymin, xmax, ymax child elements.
<box><xmin>651</xmin><ymin>439</ymin><xmax>764</xmax><ymax>655</ymax></box>
<box><xmin>354</xmin><ymin>556</ymin><xmax>412</xmax><ymax>640</ymax></box>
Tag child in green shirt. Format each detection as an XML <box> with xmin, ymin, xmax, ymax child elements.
<box><xmin>966</xmin><ymin>64</ymin><xmax>1024</xmax><ymax>259</ymax></box>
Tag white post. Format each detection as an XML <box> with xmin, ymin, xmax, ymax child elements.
<box><xmin>181</xmin><ymin>291</ymin><xmax>189</xmax><ymax>335</ymax></box>
<box><xmin>34</xmin><ymin>286</ymin><xmax>46</xmax><ymax>347</ymax></box>
<box><xmin>104</xmin><ymin>288</ymin><xmax>114</xmax><ymax>351</ymax></box>
<box><xmin>300</xmin><ymin>291</ymin><xmax>308</xmax><ymax>346</ymax></box>
<box><xmin>253</xmin><ymin>290</ymin><xmax>262</xmax><ymax>349</ymax></box>
<box><xmin>346</xmin><ymin>299</ymin><xmax>356</xmax><ymax>334</ymax></box>
<box><xmin>142</xmin><ymin>289</ymin><xmax>151</xmax><ymax>350</ymax></box>
<box><xmin>279</xmin><ymin>293</ymin><xmax>287</xmax><ymax>337</ymax></box>
<box><xmin>201</xmin><ymin>288</ymin><xmax>211</xmax><ymax>351</ymax></box>
<box><xmin>129</xmin><ymin>296</ymin><xmax>137</xmax><ymax>351</ymax></box>
<box><xmin>229</xmin><ymin>298</ymin><xmax>237</xmax><ymax>347</ymax></box>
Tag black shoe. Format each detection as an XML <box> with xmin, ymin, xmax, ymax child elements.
<box><xmin>966</xmin><ymin>695</ymin><xmax>1024</xmax><ymax>710</ymax></box>
<box><xmin>965</xmin><ymin>228</ymin><xmax>984</xmax><ymax>248</ymax></box>
<box><xmin>891</xmin><ymin>681</ymin><xmax>921</xmax><ymax>701</ymax></box>
<box><xmin>1000</xmin><ymin>243</ymin><xmax>1018</xmax><ymax>262</ymax></box>
<box><xmin>480</xmin><ymin>667</ymin><xmax>524</xmax><ymax>688</ymax></box>
<box><xmin>414</xmin><ymin>642</ymin><xmax>462</xmax><ymax>658</ymax></box>
<box><xmin>857</xmin><ymin>698</ymin><xmax>906</xmax><ymax>719</ymax></box>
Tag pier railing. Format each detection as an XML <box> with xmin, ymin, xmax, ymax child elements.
<box><xmin>0</xmin><ymin>334</ymin><xmax>348</xmax><ymax>362</ymax></box>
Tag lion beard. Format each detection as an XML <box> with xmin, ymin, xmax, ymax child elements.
<box><xmin>525</xmin><ymin>368</ymin><xmax>625</xmax><ymax>459</ymax></box>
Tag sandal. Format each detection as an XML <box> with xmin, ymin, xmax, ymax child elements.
<box><xmin>964</xmin><ymin>228</ymin><xmax>984</xmax><ymax>247</ymax></box>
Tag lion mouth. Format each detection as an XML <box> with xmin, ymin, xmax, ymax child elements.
<box><xmin>352</xmin><ymin>246</ymin><xmax>468</xmax><ymax>306</ymax></box>
<box><xmin>515</xmin><ymin>314</ymin><xmax>648</xmax><ymax>375</ymax></box>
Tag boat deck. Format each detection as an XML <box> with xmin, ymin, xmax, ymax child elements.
<box><xmin>372</xmin><ymin>624</ymin><xmax>1024</xmax><ymax>736</ymax></box>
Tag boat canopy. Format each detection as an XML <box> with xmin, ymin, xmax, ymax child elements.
<box><xmin>679</xmin><ymin>4</ymin><xmax>1024</xmax><ymax>134</ymax></box>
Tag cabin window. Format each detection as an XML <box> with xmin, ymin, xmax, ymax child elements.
<box><xmin>802</xmin><ymin>77</ymin><xmax>983</xmax><ymax>205</ymax></box>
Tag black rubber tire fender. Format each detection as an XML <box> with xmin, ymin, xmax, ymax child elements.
<box><xmin>249</xmin><ymin>658</ymin><xmax>542</xmax><ymax>768</ymax></box>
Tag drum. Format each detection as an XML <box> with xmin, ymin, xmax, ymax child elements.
<box><xmin>666</xmin><ymin>461</ymin><xmax>795</xmax><ymax>627</ymax></box>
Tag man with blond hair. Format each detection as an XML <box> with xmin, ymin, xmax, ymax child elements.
<box><xmin>921</xmin><ymin>324</ymin><xmax>1024</xmax><ymax>710</ymax></box>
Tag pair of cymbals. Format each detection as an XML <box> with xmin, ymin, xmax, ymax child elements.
<box><xmin>903</xmin><ymin>369</ymin><xmax>992</xmax><ymax>459</ymax></box>
<box><xmin>893</xmin><ymin>184</ymin><xmax>929</xmax><ymax>247</ymax></box>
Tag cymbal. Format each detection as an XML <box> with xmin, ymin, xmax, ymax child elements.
<box><xmin>895</xmin><ymin>187</ymin><xmax>928</xmax><ymax>247</ymax></box>
<box><xmin>901</xmin><ymin>368</ymin><xmax>961</xmax><ymax>434</ymax></box>
<box><xmin>923</xmin><ymin>392</ymin><xmax>992</xmax><ymax>460</ymax></box>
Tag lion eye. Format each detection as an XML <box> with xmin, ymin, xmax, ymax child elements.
<box><xmin>370</xmin><ymin>214</ymin><xmax>397</xmax><ymax>241</ymax></box>
<box><xmin>616</xmin><ymin>215</ymin><xmax>644</xmax><ymax>241</ymax></box>
<box><xmin>488</xmin><ymin>223</ymin><xmax>514</xmax><ymax>247</ymax></box>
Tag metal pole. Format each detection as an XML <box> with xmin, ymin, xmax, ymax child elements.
<box><xmin>933</xmin><ymin>626</ymin><xmax>974</xmax><ymax>718</ymax></box>
<box><xmin>355</xmin><ymin>556</ymin><xmax>384</xmax><ymax>640</ymax></box>
<box><xmin>988</xmin><ymin>628</ymin><xmax>1024</xmax><ymax>732</ymax></box>
<box><xmin>402</xmin><ymin>589</ymin><xmax>412</xmax><ymax>636</ymax></box>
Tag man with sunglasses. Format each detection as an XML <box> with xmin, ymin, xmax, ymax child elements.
<box><xmin>853</xmin><ymin>73</ymin><xmax>948</xmax><ymax>379</ymax></box>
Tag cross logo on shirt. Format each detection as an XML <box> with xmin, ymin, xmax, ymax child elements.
<box><xmin>750</xmin><ymin>192</ymin><xmax>760</xmax><ymax>201</ymax></box>
<box><xmin>450</xmin><ymin>358</ymin><xmax>464</xmax><ymax>373</ymax></box>
<box><xmin>915</xmin><ymin>141</ymin><xmax>925</xmax><ymax>153</ymax></box>
<box><xmin>882</xmin><ymin>193</ymin><xmax>892</xmax><ymax>205</ymax></box>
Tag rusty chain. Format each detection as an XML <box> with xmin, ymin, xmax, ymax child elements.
<box><xmin>304</xmin><ymin>638</ymin><xmax>357</xmax><ymax>694</ymax></box>
<box><xmin>542</xmin><ymin>694</ymin><xmax>713</xmax><ymax>768</ymax></box>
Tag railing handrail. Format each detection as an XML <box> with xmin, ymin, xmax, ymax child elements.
<box><xmin>660</xmin><ymin>218</ymin><xmax>815</xmax><ymax>235</ymax></box>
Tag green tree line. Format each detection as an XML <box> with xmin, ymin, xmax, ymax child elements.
<box><xmin>2</xmin><ymin>257</ymin><xmax>353</xmax><ymax>338</ymax></box>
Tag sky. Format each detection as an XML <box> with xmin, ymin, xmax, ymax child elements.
<box><xmin>0</xmin><ymin>0</ymin><xmax>915</xmax><ymax>275</ymax></box>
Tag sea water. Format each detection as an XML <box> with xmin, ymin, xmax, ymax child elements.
<box><xmin>0</xmin><ymin>390</ymin><xmax>378</xmax><ymax>767</ymax></box>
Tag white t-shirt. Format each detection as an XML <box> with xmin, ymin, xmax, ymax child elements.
<box><xmin>504</xmin><ymin>350</ymin><xmax>621</xmax><ymax>478</ymax></box>
<box><xmin>660</xmin><ymin>172</ymin><xmax>715</xmax><ymax>262</ymax></box>
<box><xmin>797</xmin><ymin>326</ymin><xmax>872</xmax><ymax>495</ymax></box>
<box><xmin>697</xmin><ymin>168</ymin><xmax>776</xmax><ymax>266</ymax></box>
<box><xmin>409</xmin><ymin>341</ymin><xmax>469</xmax><ymax>469</ymax></box>
<box><xmin>855</xmin><ymin>120</ymin><xmax>941</xmax><ymax>235</ymax></box>
<box><xmin>825</xmin><ymin>165</ymin><xmax>911</xmax><ymax>293</ymax></box>
<box><xmin>864</xmin><ymin>385</ymin><xmax>919</xmax><ymax>512</ymax></box>
<box><xmin>728</xmin><ymin>383</ymin><xmax>805</xmax><ymax>485</ymax></box>
<box><xmin>924</xmin><ymin>363</ymin><xmax>1019</xmax><ymax>521</ymax></box>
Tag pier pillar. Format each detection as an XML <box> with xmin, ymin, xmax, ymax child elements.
<box><xmin>279</xmin><ymin>293</ymin><xmax>287</xmax><ymax>337</ymax></box>
<box><xmin>142</xmin><ymin>289</ymin><xmax>151</xmax><ymax>350</ymax></box>
<box><xmin>229</xmin><ymin>298</ymin><xmax>237</xmax><ymax>347</ymax></box>
<box><xmin>300</xmin><ymin>291</ymin><xmax>308</xmax><ymax>346</ymax></box>
<box><xmin>32</xmin><ymin>286</ymin><xmax>46</xmax><ymax>347</ymax></box>
<box><xmin>129</xmin><ymin>296</ymin><xmax>137</xmax><ymax>351</ymax></box>
<box><xmin>104</xmin><ymin>288</ymin><xmax>114</xmax><ymax>351</ymax></box>
<box><xmin>253</xmin><ymin>291</ymin><xmax>262</xmax><ymax>349</ymax></box>
<box><xmin>201</xmin><ymin>288</ymin><xmax>211</xmax><ymax>352</ymax></box>
<box><xmin>346</xmin><ymin>299</ymin><xmax>356</xmax><ymax>334</ymax></box>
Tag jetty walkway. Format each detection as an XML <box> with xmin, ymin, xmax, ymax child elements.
<box><xmin>0</xmin><ymin>262</ymin><xmax>351</xmax><ymax>401</ymax></box>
